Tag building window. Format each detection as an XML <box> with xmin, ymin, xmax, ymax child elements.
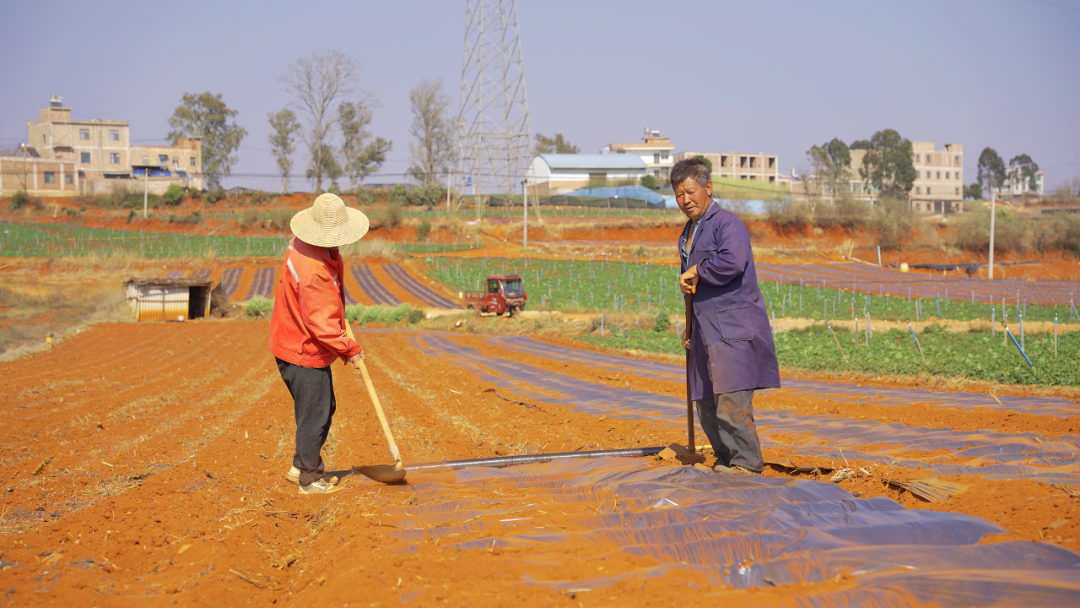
<box><xmin>653</xmin><ymin>170</ymin><xmax>659</xmax><ymax>178</ymax></box>
<box><xmin>173</xmin><ymin>156</ymin><xmax>179</xmax><ymax>168</ymax></box>
<box><xmin>768</xmin><ymin>157</ymin><xmax>776</xmax><ymax>169</ymax></box>
<box><xmin>109</xmin><ymin>129</ymin><xmax>119</xmax><ymax>141</ymax></box>
<box><xmin>653</xmin><ymin>153</ymin><xmax>660</xmax><ymax>164</ymax></box>
<box><xmin>720</xmin><ymin>155</ymin><xmax>728</xmax><ymax>167</ymax></box>
<box><xmin>916</xmin><ymin>186</ymin><xmax>921</xmax><ymax>194</ymax></box>
<box><xmin>80</xmin><ymin>152</ymin><xmax>91</xmax><ymax>164</ymax></box>
<box><xmin>158</xmin><ymin>154</ymin><xmax>168</xmax><ymax>166</ymax></box>
<box><xmin>915</xmin><ymin>154</ymin><xmax>920</xmax><ymax>163</ymax></box>
<box><xmin>936</xmin><ymin>171</ymin><xmax>941</xmax><ymax>179</ymax></box>
<box><xmin>65</xmin><ymin>174</ymin><xmax>73</xmax><ymax>184</ymax></box>
<box><xmin>927</xmin><ymin>186</ymin><xmax>932</xmax><ymax>195</ymax></box>
<box><xmin>769</xmin><ymin>176</ymin><xmax>775</xmax><ymax>183</ymax></box>
<box><xmin>955</xmin><ymin>187</ymin><xmax>960</xmax><ymax>195</ymax></box>
<box><xmin>143</xmin><ymin>156</ymin><xmax>150</xmax><ymax>164</ymax></box>
<box><xmin>79</xmin><ymin>128</ymin><xmax>90</xmax><ymax>140</ymax></box>
<box><xmin>955</xmin><ymin>155</ymin><xmax>960</xmax><ymax>165</ymax></box>
<box><xmin>44</xmin><ymin>171</ymin><xmax>56</xmax><ymax>184</ymax></box>
<box><xmin>946</xmin><ymin>171</ymin><xmax>950</xmax><ymax>179</ymax></box>
<box><xmin>109</xmin><ymin>152</ymin><xmax>119</xmax><ymax>164</ymax></box>
<box><xmin>660</xmin><ymin>151</ymin><xmax>669</xmax><ymax>160</ymax></box>
<box><xmin>189</xmin><ymin>157</ymin><xmax>196</xmax><ymax>166</ymax></box>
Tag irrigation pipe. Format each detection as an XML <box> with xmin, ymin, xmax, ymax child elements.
<box><xmin>404</xmin><ymin>447</ymin><xmax>666</xmax><ymax>473</ymax></box>
<box><xmin>907</xmin><ymin>320</ymin><xmax>926</xmax><ymax>363</ymax></box>
<box><xmin>1003</xmin><ymin>323</ymin><xmax>1034</xmax><ymax>369</ymax></box>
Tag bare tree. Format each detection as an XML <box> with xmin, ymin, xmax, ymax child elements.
<box><xmin>281</xmin><ymin>50</ymin><xmax>359</xmax><ymax>192</ymax></box>
<box><xmin>0</xmin><ymin>143</ymin><xmax>36</xmax><ymax>192</ymax></box>
<box><xmin>267</xmin><ymin>108</ymin><xmax>300</xmax><ymax>193</ymax></box>
<box><xmin>339</xmin><ymin>99</ymin><xmax>392</xmax><ymax>188</ymax></box>
<box><xmin>407</xmin><ymin>78</ymin><xmax>455</xmax><ymax>186</ymax></box>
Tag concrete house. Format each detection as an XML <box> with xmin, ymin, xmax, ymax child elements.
<box><xmin>527</xmin><ymin>154</ymin><xmax>648</xmax><ymax>195</ymax></box>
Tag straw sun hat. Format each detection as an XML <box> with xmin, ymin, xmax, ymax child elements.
<box><xmin>290</xmin><ymin>193</ymin><xmax>369</xmax><ymax>248</ymax></box>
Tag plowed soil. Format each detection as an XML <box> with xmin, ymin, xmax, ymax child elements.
<box><xmin>2</xmin><ymin>320</ymin><xmax>1078</xmax><ymax>606</ymax></box>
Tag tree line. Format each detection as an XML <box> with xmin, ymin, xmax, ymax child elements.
<box><xmin>164</xmin><ymin>50</ymin><xmax>455</xmax><ymax>194</ymax></box>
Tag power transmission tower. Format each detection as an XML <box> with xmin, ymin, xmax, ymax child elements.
<box><xmin>456</xmin><ymin>0</ymin><xmax>531</xmax><ymax>209</ymax></box>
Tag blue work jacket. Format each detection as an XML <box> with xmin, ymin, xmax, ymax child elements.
<box><xmin>679</xmin><ymin>202</ymin><xmax>780</xmax><ymax>399</ymax></box>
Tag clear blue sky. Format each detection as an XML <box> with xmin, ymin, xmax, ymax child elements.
<box><xmin>2</xmin><ymin>0</ymin><xmax>1077</xmax><ymax>191</ymax></box>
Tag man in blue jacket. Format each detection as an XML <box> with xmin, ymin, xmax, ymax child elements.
<box><xmin>674</xmin><ymin>158</ymin><xmax>780</xmax><ymax>474</ymax></box>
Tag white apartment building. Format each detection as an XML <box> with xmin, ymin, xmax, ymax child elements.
<box><xmin>600</xmin><ymin>128</ymin><xmax>675</xmax><ymax>181</ymax></box>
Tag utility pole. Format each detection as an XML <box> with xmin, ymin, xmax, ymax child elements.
<box><xmin>522</xmin><ymin>177</ymin><xmax>528</xmax><ymax>249</ymax></box>
<box><xmin>987</xmin><ymin>171</ymin><xmax>995</xmax><ymax>279</ymax></box>
<box><xmin>456</xmin><ymin>0</ymin><xmax>532</xmax><ymax>210</ymax></box>
<box><xmin>143</xmin><ymin>165</ymin><xmax>149</xmax><ymax>218</ymax></box>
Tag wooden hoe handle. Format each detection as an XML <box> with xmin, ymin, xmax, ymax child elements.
<box><xmin>345</xmin><ymin>322</ymin><xmax>403</xmax><ymax>465</ymax></box>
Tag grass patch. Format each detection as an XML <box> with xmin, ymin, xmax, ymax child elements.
<box><xmin>244</xmin><ymin>297</ymin><xmax>273</xmax><ymax>318</ymax></box>
<box><xmin>345</xmin><ymin>303</ymin><xmax>424</xmax><ymax>326</ymax></box>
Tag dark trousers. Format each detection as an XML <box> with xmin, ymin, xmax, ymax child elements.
<box><xmin>276</xmin><ymin>358</ymin><xmax>336</xmax><ymax>486</ymax></box>
<box><xmin>694</xmin><ymin>390</ymin><xmax>763</xmax><ymax>473</ymax></box>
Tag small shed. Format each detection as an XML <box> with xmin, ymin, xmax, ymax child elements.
<box><xmin>124</xmin><ymin>277</ymin><xmax>212</xmax><ymax>322</ymax></box>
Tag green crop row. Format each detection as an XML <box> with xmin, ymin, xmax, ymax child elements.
<box><xmin>423</xmin><ymin>256</ymin><xmax>1080</xmax><ymax>324</ymax></box>
<box><xmin>578</xmin><ymin>323</ymin><xmax>1080</xmax><ymax>388</ymax></box>
<box><xmin>0</xmin><ymin>222</ymin><xmax>475</xmax><ymax>258</ymax></box>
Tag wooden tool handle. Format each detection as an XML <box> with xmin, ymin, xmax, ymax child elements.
<box><xmin>345</xmin><ymin>321</ymin><xmax>402</xmax><ymax>464</ymax></box>
<box><xmin>356</xmin><ymin>358</ymin><xmax>402</xmax><ymax>463</ymax></box>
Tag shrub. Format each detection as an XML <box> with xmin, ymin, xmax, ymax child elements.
<box><xmin>10</xmin><ymin>190</ymin><xmax>30</xmax><ymax>210</ymax></box>
<box><xmin>65</xmin><ymin>208</ymin><xmax>77</xmax><ymax>216</ymax></box>
<box><xmin>653</xmin><ymin>310</ymin><xmax>670</xmax><ymax>333</ymax></box>
<box><xmin>765</xmin><ymin>199</ymin><xmax>811</xmax><ymax>229</ymax></box>
<box><xmin>163</xmin><ymin>183</ymin><xmax>184</xmax><ymax>206</ymax></box>
<box><xmin>168</xmin><ymin>211</ymin><xmax>201</xmax><ymax>225</ymax></box>
<box><xmin>390</xmin><ymin>184</ymin><xmax>408</xmax><ymax>203</ymax></box>
<box><xmin>408</xmin><ymin>185</ymin><xmax>443</xmax><ymax>208</ymax></box>
<box><xmin>127</xmin><ymin>209</ymin><xmax>135</xmax><ymax>223</ymax></box>
<box><xmin>205</xmin><ymin>189</ymin><xmax>225</xmax><ymax>204</ymax></box>
<box><xmin>641</xmin><ymin>174</ymin><xmax>657</xmax><ymax>190</ymax></box>
<box><xmin>239</xmin><ymin>209</ymin><xmax>260</xmax><ymax>228</ymax></box>
<box><xmin>250</xmin><ymin>190</ymin><xmax>271</xmax><ymax>205</ymax></box>
<box><xmin>327</xmin><ymin>183</ymin><xmax>341</xmax><ymax>195</ymax></box>
<box><xmin>355</xmin><ymin>187</ymin><xmax>375</xmax><ymax>205</ymax></box>
<box><xmin>261</xmin><ymin>208</ymin><xmax>293</xmax><ymax>232</ymax></box>
<box><xmin>950</xmin><ymin>209</ymin><xmax>1029</xmax><ymax>253</ymax></box>
<box><xmin>834</xmin><ymin>196</ymin><xmax>870</xmax><ymax>228</ymax></box>
<box><xmin>872</xmin><ymin>197</ymin><xmax>919</xmax><ymax>250</ymax></box>
<box><xmin>416</xmin><ymin>220</ymin><xmax>432</xmax><ymax>241</ymax></box>
<box><xmin>244</xmin><ymin>297</ymin><xmax>273</xmax><ymax>317</ymax></box>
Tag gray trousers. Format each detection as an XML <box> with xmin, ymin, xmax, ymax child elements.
<box><xmin>276</xmin><ymin>358</ymin><xmax>337</xmax><ymax>486</ymax></box>
<box><xmin>694</xmin><ymin>390</ymin><xmax>763</xmax><ymax>473</ymax></box>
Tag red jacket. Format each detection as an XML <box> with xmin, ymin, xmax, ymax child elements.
<box><xmin>269</xmin><ymin>237</ymin><xmax>362</xmax><ymax>368</ymax></box>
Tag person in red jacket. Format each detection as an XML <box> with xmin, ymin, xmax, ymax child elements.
<box><xmin>269</xmin><ymin>193</ymin><xmax>368</xmax><ymax>494</ymax></box>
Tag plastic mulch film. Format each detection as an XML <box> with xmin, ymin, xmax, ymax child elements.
<box><xmin>756</xmin><ymin>262</ymin><xmax>1080</xmax><ymax>307</ymax></box>
<box><xmin>369</xmin><ymin>456</ymin><xmax>1080</xmax><ymax>604</ymax></box>
<box><xmin>487</xmin><ymin>334</ymin><xmax>1080</xmax><ymax>417</ymax></box>
<box><xmin>411</xmin><ymin>333</ymin><xmax>1080</xmax><ymax>484</ymax></box>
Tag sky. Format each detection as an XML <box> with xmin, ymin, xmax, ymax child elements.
<box><xmin>1</xmin><ymin>0</ymin><xmax>1077</xmax><ymax>192</ymax></box>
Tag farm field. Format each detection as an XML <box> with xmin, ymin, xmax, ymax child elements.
<box><xmin>1</xmin><ymin>321</ymin><xmax>1079</xmax><ymax>606</ymax></box>
<box><xmin>1</xmin><ymin>209</ymin><xmax>1079</xmax><ymax>605</ymax></box>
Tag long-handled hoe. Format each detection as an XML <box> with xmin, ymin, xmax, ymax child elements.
<box><xmin>346</xmin><ymin>323</ymin><xmax>407</xmax><ymax>484</ymax></box>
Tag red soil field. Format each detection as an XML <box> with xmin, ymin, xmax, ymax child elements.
<box><xmin>1</xmin><ymin>320</ymin><xmax>1077</xmax><ymax>606</ymax></box>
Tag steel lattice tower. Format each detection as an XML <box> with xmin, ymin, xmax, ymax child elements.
<box><xmin>456</xmin><ymin>0</ymin><xmax>531</xmax><ymax>199</ymax></box>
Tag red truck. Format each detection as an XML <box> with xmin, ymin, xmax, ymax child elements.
<box><xmin>463</xmin><ymin>275</ymin><xmax>528</xmax><ymax>316</ymax></box>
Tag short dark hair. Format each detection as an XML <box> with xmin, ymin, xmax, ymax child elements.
<box><xmin>670</xmin><ymin>158</ymin><xmax>710</xmax><ymax>189</ymax></box>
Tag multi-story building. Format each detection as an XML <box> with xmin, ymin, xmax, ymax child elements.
<box><xmin>673</xmin><ymin>150</ymin><xmax>780</xmax><ymax>184</ymax></box>
<box><xmin>994</xmin><ymin>170</ymin><xmax>1044</xmax><ymax>197</ymax></box>
<box><xmin>15</xmin><ymin>95</ymin><xmax>202</xmax><ymax>195</ymax></box>
<box><xmin>600</xmin><ymin>129</ymin><xmax>675</xmax><ymax>181</ymax></box>
<box><xmin>0</xmin><ymin>146</ymin><xmax>79</xmax><ymax>195</ymax></box>
<box><xmin>804</xmin><ymin>141</ymin><xmax>963</xmax><ymax>214</ymax></box>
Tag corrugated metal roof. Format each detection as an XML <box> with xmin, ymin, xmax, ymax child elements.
<box><xmin>536</xmin><ymin>154</ymin><xmax>646</xmax><ymax>171</ymax></box>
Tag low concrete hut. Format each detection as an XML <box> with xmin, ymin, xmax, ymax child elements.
<box><xmin>124</xmin><ymin>277</ymin><xmax>212</xmax><ymax>322</ymax></box>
